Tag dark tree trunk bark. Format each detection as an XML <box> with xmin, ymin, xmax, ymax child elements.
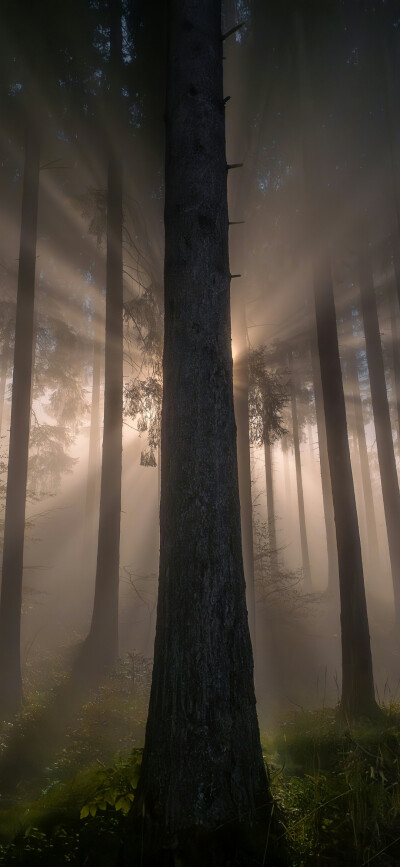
<box><xmin>312</xmin><ymin>248</ymin><xmax>377</xmax><ymax>717</ymax></box>
<box><xmin>82</xmin><ymin>0</ymin><xmax>123</xmax><ymax>672</ymax></box>
<box><xmin>310</xmin><ymin>328</ymin><xmax>338</xmax><ymax>591</ymax></box>
<box><xmin>357</xmin><ymin>242</ymin><xmax>400</xmax><ymax>622</ymax></box>
<box><xmin>232</xmin><ymin>294</ymin><xmax>256</xmax><ymax>645</ymax></box>
<box><xmin>289</xmin><ymin>350</ymin><xmax>312</xmax><ymax>589</ymax></box>
<box><xmin>0</xmin><ymin>124</ymin><xmax>40</xmax><ymax>716</ymax></box>
<box><xmin>136</xmin><ymin>2</ymin><xmax>275</xmax><ymax>858</ymax></box>
<box><xmin>264</xmin><ymin>439</ymin><xmax>278</xmax><ymax>570</ymax></box>
<box><xmin>295</xmin><ymin>9</ymin><xmax>377</xmax><ymax>718</ymax></box>
<box><xmin>347</xmin><ymin>348</ymin><xmax>380</xmax><ymax>572</ymax></box>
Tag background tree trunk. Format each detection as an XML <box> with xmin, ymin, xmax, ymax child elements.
<box><xmin>0</xmin><ymin>123</ymin><xmax>40</xmax><ymax>715</ymax></box>
<box><xmin>82</xmin><ymin>335</ymin><xmax>102</xmax><ymax>577</ymax></box>
<box><xmin>357</xmin><ymin>241</ymin><xmax>400</xmax><ymax>622</ymax></box>
<box><xmin>264</xmin><ymin>438</ymin><xmax>278</xmax><ymax>570</ymax></box>
<box><xmin>296</xmin><ymin>7</ymin><xmax>377</xmax><ymax>717</ymax></box>
<box><xmin>312</xmin><ymin>246</ymin><xmax>377</xmax><ymax>717</ymax></box>
<box><xmin>289</xmin><ymin>349</ymin><xmax>312</xmax><ymax>589</ymax></box>
<box><xmin>83</xmin><ymin>0</ymin><xmax>123</xmax><ymax>672</ymax></box>
<box><xmin>347</xmin><ymin>346</ymin><xmax>380</xmax><ymax>573</ymax></box>
<box><xmin>389</xmin><ymin>282</ymin><xmax>400</xmax><ymax>458</ymax></box>
<box><xmin>310</xmin><ymin>327</ymin><xmax>338</xmax><ymax>591</ymax></box>
<box><xmin>0</xmin><ymin>321</ymin><xmax>12</xmax><ymax>439</ymax></box>
<box><xmin>232</xmin><ymin>293</ymin><xmax>256</xmax><ymax>645</ymax></box>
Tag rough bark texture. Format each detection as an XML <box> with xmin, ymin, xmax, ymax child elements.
<box><xmin>296</xmin><ymin>8</ymin><xmax>377</xmax><ymax>717</ymax></box>
<box><xmin>310</xmin><ymin>328</ymin><xmax>338</xmax><ymax>591</ymax></box>
<box><xmin>136</xmin><ymin>0</ymin><xmax>272</xmax><ymax>847</ymax></box>
<box><xmin>84</xmin><ymin>0</ymin><xmax>123</xmax><ymax>670</ymax></box>
<box><xmin>357</xmin><ymin>243</ymin><xmax>400</xmax><ymax>622</ymax></box>
<box><xmin>289</xmin><ymin>350</ymin><xmax>312</xmax><ymax>589</ymax></box>
<box><xmin>232</xmin><ymin>294</ymin><xmax>256</xmax><ymax>645</ymax></box>
<box><xmin>0</xmin><ymin>124</ymin><xmax>40</xmax><ymax>715</ymax></box>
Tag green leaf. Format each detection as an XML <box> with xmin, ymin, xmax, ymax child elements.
<box><xmin>115</xmin><ymin>796</ymin><xmax>132</xmax><ymax>813</ymax></box>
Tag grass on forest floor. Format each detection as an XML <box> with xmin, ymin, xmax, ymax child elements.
<box><xmin>1</xmin><ymin>657</ymin><xmax>400</xmax><ymax>864</ymax></box>
<box><xmin>264</xmin><ymin>706</ymin><xmax>400</xmax><ymax>866</ymax></box>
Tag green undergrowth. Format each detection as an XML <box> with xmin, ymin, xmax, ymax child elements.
<box><xmin>1</xmin><ymin>664</ymin><xmax>400</xmax><ymax>864</ymax></box>
<box><xmin>0</xmin><ymin>752</ymin><xmax>142</xmax><ymax>864</ymax></box>
<box><xmin>0</xmin><ymin>651</ymin><xmax>150</xmax><ymax>864</ymax></box>
<box><xmin>265</xmin><ymin>705</ymin><xmax>400</xmax><ymax>865</ymax></box>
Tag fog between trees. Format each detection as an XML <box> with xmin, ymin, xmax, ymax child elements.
<box><xmin>0</xmin><ymin>0</ymin><xmax>400</xmax><ymax>855</ymax></box>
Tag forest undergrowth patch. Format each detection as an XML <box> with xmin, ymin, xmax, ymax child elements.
<box><xmin>266</xmin><ymin>705</ymin><xmax>400</xmax><ymax>865</ymax></box>
<box><xmin>1</xmin><ymin>663</ymin><xmax>400</xmax><ymax>865</ymax></box>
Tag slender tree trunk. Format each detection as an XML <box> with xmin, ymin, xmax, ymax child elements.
<box><xmin>312</xmin><ymin>248</ymin><xmax>377</xmax><ymax>716</ymax></box>
<box><xmin>389</xmin><ymin>281</ymin><xmax>400</xmax><ymax>457</ymax></box>
<box><xmin>392</xmin><ymin>239</ymin><xmax>400</xmax><ymax>334</ymax></box>
<box><xmin>347</xmin><ymin>348</ymin><xmax>380</xmax><ymax>571</ymax></box>
<box><xmin>136</xmin><ymin>3</ymin><xmax>275</xmax><ymax>858</ymax></box>
<box><xmin>83</xmin><ymin>0</ymin><xmax>123</xmax><ymax>671</ymax></box>
<box><xmin>264</xmin><ymin>439</ymin><xmax>278</xmax><ymax>569</ymax></box>
<box><xmin>282</xmin><ymin>436</ymin><xmax>291</xmax><ymax>502</ymax></box>
<box><xmin>0</xmin><ymin>124</ymin><xmax>40</xmax><ymax>716</ymax></box>
<box><xmin>157</xmin><ymin>442</ymin><xmax>161</xmax><ymax>509</ymax></box>
<box><xmin>295</xmin><ymin>8</ymin><xmax>377</xmax><ymax>717</ymax></box>
<box><xmin>357</xmin><ymin>242</ymin><xmax>400</xmax><ymax>622</ymax></box>
<box><xmin>232</xmin><ymin>293</ymin><xmax>256</xmax><ymax>645</ymax></box>
<box><xmin>310</xmin><ymin>328</ymin><xmax>338</xmax><ymax>591</ymax></box>
<box><xmin>0</xmin><ymin>325</ymin><xmax>11</xmax><ymax>439</ymax></box>
<box><xmin>289</xmin><ymin>350</ymin><xmax>312</xmax><ymax>588</ymax></box>
<box><xmin>307</xmin><ymin>422</ymin><xmax>313</xmax><ymax>458</ymax></box>
<box><xmin>82</xmin><ymin>338</ymin><xmax>101</xmax><ymax>575</ymax></box>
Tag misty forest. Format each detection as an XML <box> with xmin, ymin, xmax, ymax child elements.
<box><xmin>3</xmin><ymin>0</ymin><xmax>400</xmax><ymax>864</ymax></box>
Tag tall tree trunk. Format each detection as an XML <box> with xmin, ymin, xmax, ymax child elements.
<box><xmin>310</xmin><ymin>328</ymin><xmax>338</xmax><ymax>591</ymax></box>
<box><xmin>264</xmin><ymin>439</ymin><xmax>278</xmax><ymax>569</ymax></box>
<box><xmin>0</xmin><ymin>124</ymin><xmax>40</xmax><ymax>715</ymax></box>
<box><xmin>82</xmin><ymin>337</ymin><xmax>102</xmax><ymax>576</ymax></box>
<box><xmin>312</xmin><ymin>248</ymin><xmax>377</xmax><ymax>716</ymax></box>
<box><xmin>389</xmin><ymin>281</ymin><xmax>400</xmax><ymax>458</ymax></box>
<box><xmin>347</xmin><ymin>347</ymin><xmax>380</xmax><ymax>572</ymax></box>
<box><xmin>289</xmin><ymin>350</ymin><xmax>312</xmax><ymax>589</ymax></box>
<box><xmin>357</xmin><ymin>242</ymin><xmax>400</xmax><ymax>622</ymax></box>
<box><xmin>232</xmin><ymin>293</ymin><xmax>256</xmax><ymax>645</ymax></box>
<box><xmin>82</xmin><ymin>0</ymin><xmax>123</xmax><ymax>672</ymax></box>
<box><xmin>281</xmin><ymin>436</ymin><xmax>291</xmax><ymax>502</ymax></box>
<box><xmin>295</xmin><ymin>9</ymin><xmax>377</xmax><ymax>717</ymax></box>
<box><xmin>0</xmin><ymin>324</ymin><xmax>11</xmax><ymax>439</ymax></box>
<box><xmin>136</xmin><ymin>3</ymin><xmax>275</xmax><ymax>858</ymax></box>
<box><xmin>307</xmin><ymin>422</ymin><xmax>313</xmax><ymax>458</ymax></box>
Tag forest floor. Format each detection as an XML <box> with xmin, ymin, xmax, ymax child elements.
<box><xmin>0</xmin><ymin>652</ymin><xmax>399</xmax><ymax>865</ymax></box>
